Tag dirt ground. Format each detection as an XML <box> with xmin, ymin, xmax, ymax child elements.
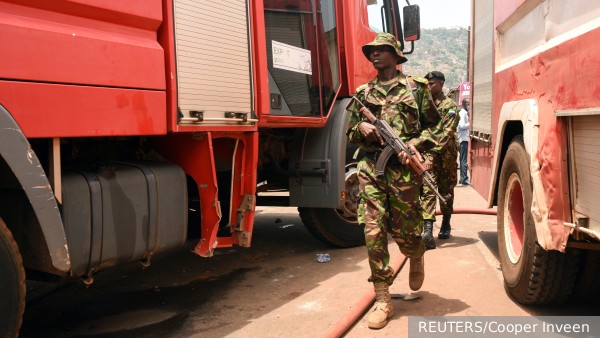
<box><xmin>20</xmin><ymin>185</ymin><xmax>600</xmax><ymax>338</ymax></box>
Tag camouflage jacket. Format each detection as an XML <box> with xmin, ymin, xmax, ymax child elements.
<box><xmin>428</xmin><ymin>94</ymin><xmax>459</xmax><ymax>154</ymax></box>
<box><xmin>346</xmin><ymin>73</ymin><xmax>442</xmax><ymax>154</ymax></box>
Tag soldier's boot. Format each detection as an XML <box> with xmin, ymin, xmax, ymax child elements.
<box><xmin>368</xmin><ymin>282</ymin><xmax>394</xmax><ymax>329</ymax></box>
<box><xmin>438</xmin><ymin>214</ymin><xmax>452</xmax><ymax>239</ymax></box>
<box><xmin>409</xmin><ymin>255</ymin><xmax>425</xmax><ymax>291</ymax></box>
<box><xmin>422</xmin><ymin>220</ymin><xmax>436</xmax><ymax>250</ymax></box>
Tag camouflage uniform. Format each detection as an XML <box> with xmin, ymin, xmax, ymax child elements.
<box><xmin>421</xmin><ymin>95</ymin><xmax>459</xmax><ymax>220</ymax></box>
<box><xmin>347</xmin><ymin>75</ymin><xmax>442</xmax><ymax>285</ymax></box>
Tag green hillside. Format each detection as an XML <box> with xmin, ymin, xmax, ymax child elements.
<box><xmin>401</xmin><ymin>27</ymin><xmax>469</xmax><ymax>90</ymax></box>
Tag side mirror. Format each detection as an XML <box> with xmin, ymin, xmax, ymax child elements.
<box><xmin>403</xmin><ymin>5</ymin><xmax>420</xmax><ymax>41</ymax></box>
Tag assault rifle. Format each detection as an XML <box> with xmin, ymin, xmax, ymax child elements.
<box><xmin>348</xmin><ymin>96</ymin><xmax>447</xmax><ymax>206</ymax></box>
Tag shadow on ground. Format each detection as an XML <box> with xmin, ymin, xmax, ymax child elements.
<box><xmin>21</xmin><ymin>209</ymin><xmax>367</xmax><ymax>338</ymax></box>
<box><xmin>478</xmin><ymin>231</ymin><xmax>499</xmax><ymax>260</ymax></box>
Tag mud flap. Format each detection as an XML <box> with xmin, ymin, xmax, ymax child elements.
<box><xmin>289</xmin><ymin>98</ymin><xmax>351</xmax><ymax>209</ymax></box>
<box><xmin>152</xmin><ymin>131</ymin><xmax>258</xmax><ymax>257</ymax></box>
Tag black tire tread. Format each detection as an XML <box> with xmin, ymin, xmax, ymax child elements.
<box><xmin>498</xmin><ymin>136</ymin><xmax>581</xmax><ymax>305</ymax></box>
<box><xmin>299</xmin><ymin>207</ymin><xmax>331</xmax><ymax>245</ymax></box>
<box><xmin>299</xmin><ymin>207</ymin><xmax>364</xmax><ymax>248</ymax></box>
<box><xmin>0</xmin><ymin>219</ymin><xmax>26</xmax><ymax>338</ymax></box>
<box><xmin>518</xmin><ymin>245</ymin><xmax>581</xmax><ymax>304</ymax></box>
<box><xmin>573</xmin><ymin>250</ymin><xmax>600</xmax><ymax>302</ymax></box>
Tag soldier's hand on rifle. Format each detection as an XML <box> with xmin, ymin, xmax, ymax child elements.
<box><xmin>398</xmin><ymin>143</ymin><xmax>423</xmax><ymax>166</ymax></box>
<box><xmin>423</xmin><ymin>159</ymin><xmax>433</xmax><ymax>171</ymax></box>
<box><xmin>358</xmin><ymin>117</ymin><xmax>384</xmax><ymax>146</ymax></box>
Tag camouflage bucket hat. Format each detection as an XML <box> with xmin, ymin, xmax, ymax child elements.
<box><xmin>362</xmin><ymin>33</ymin><xmax>408</xmax><ymax>64</ymax></box>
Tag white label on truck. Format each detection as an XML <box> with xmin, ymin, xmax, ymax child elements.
<box><xmin>272</xmin><ymin>40</ymin><xmax>312</xmax><ymax>75</ymax></box>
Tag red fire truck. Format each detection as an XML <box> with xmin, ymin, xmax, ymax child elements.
<box><xmin>470</xmin><ymin>0</ymin><xmax>600</xmax><ymax>304</ymax></box>
<box><xmin>0</xmin><ymin>0</ymin><xmax>422</xmax><ymax>335</ymax></box>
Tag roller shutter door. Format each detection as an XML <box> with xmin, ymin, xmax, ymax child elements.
<box><xmin>173</xmin><ymin>0</ymin><xmax>253</xmax><ymax>125</ymax></box>
<box><xmin>571</xmin><ymin>114</ymin><xmax>600</xmax><ymax>232</ymax></box>
<box><xmin>472</xmin><ymin>0</ymin><xmax>493</xmax><ymax>136</ymax></box>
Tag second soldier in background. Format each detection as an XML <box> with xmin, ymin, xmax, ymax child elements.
<box><xmin>421</xmin><ymin>71</ymin><xmax>459</xmax><ymax>248</ymax></box>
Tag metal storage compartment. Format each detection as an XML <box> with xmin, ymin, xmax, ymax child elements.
<box><xmin>61</xmin><ymin>161</ymin><xmax>188</xmax><ymax>277</ymax></box>
<box><xmin>173</xmin><ymin>0</ymin><xmax>254</xmax><ymax>125</ymax></box>
<box><xmin>568</xmin><ymin>114</ymin><xmax>600</xmax><ymax>233</ymax></box>
<box><xmin>472</xmin><ymin>0</ymin><xmax>493</xmax><ymax>137</ymax></box>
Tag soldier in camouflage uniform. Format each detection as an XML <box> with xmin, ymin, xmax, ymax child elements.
<box><xmin>420</xmin><ymin>71</ymin><xmax>459</xmax><ymax>248</ymax></box>
<box><xmin>346</xmin><ymin>33</ymin><xmax>441</xmax><ymax>329</ymax></box>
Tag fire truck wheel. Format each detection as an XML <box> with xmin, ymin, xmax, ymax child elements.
<box><xmin>0</xmin><ymin>218</ymin><xmax>26</xmax><ymax>338</ymax></box>
<box><xmin>497</xmin><ymin>136</ymin><xmax>580</xmax><ymax>304</ymax></box>
<box><xmin>299</xmin><ymin>206</ymin><xmax>364</xmax><ymax>247</ymax></box>
<box><xmin>573</xmin><ymin>251</ymin><xmax>600</xmax><ymax>301</ymax></box>
<box><xmin>298</xmin><ymin>148</ymin><xmax>365</xmax><ymax>248</ymax></box>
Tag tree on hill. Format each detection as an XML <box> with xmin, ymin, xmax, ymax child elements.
<box><xmin>402</xmin><ymin>27</ymin><xmax>469</xmax><ymax>91</ymax></box>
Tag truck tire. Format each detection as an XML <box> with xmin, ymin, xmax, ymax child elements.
<box><xmin>299</xmin><ymin>162</ymin><xmax>365</xmax><ymax>247</ymax></box>
<box><xmin>497</xmin><ymin>137</ymin><xmax>580</xmax><ymax>304</ymax></box>
<box><xmin>0</xmin><ymin>218</ymin><xmax>26</xmax><ymax>338</ymax></box>
<box><xmin>573</xmin><ymin>250</ymin><xmax>600</xmax><ymax>302</ymax></box>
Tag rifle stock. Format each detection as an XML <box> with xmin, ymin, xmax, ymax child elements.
<box><xmin>349</xmin><ymin>96</ymin><xmax>447</xmax><ymax>206</ymax></box>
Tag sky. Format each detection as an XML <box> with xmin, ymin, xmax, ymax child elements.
<box><xmin>409</xmin><ymin>0</ymin><xmax>471</xmax><ymax>28</ymax></box>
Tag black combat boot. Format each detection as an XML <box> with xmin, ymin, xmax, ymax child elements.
<box><xmin>438</xmin><ymin>214</ymin><xmax>452</xmax><ymax>239</ymax></box>
<box><xmin>422</xmin><ymin>220</ymin><xmax>436</xmax><ymax>250</ymax></box>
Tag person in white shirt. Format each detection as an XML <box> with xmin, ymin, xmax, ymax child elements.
<box><xmin>458</xmin><ymin>98</ymin><xmax>470</xmax><ymax>186</ymax></box>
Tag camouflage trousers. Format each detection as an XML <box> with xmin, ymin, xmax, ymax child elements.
<box><xmin>421</xmin><ymin>145</ymin><xmax>458</xmax><ymax>221</ymax></box>
<box><xmin>357</xmin><ymin>156</ymin><xmax>426</xmax><ymax>285</ymax></box>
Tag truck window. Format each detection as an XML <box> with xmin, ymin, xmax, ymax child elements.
<box><xmin>319</xmin><ymin>0</ymin><xmax>340</xmax><ymax>116</ymax></box>
<box><xmin>264</xmin><ymin>0</ymin><xmax>340</xmax><ymax>117</ymax></box>
<box><xmin>367</xmin><ymin>0</ymin><xmax>386</xmax><ymax>32</ymax></box>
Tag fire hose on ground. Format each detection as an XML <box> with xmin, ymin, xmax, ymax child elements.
<box><xmin>321</xmin><ymin>207</ymin><xmax>497</xmax><ymax>338</ymax></box>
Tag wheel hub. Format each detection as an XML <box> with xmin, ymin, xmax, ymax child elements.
<box><xmin>337</xmin><ymin>165</ymin><xmax>359</xmax><ymax>222</ymax></box>
<box><xmin>504</xmin><ymin>173</ymin><xmax>525</xmax><ymax>264</ymax></box>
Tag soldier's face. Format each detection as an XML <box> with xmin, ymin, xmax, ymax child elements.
<box><xmin>427</xmin><ymin>80</ymin><xmax>443</xmax><ymax>95</ymax></box>
<box><xmin>369</xmin><ymin>46</ymin><xmax>398</xmax><ymax>70</ymax></box>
